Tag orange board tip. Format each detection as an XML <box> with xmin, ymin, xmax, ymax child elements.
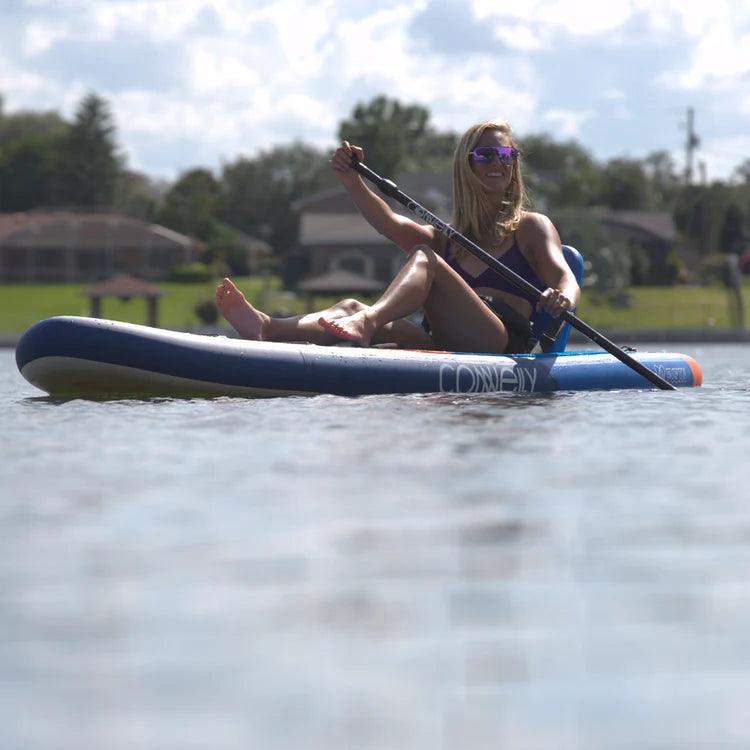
<box><xmin>684</xmin><ymin>355</ymin><xmax>703</xmax><ymax>387</ymax></box>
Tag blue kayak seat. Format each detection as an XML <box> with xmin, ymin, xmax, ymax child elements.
<box><xmin>528</xmin><ymin>245</ymin><xmax>584</xmax><ymax>353</ymax></box>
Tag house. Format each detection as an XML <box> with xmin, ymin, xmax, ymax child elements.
<box><xmin>0</xmin><ymin>210</ymin><xmax>197</xmax><ymax>283</ymax></box>
<box><xmin>596</xmin><ymin>209</ymin><xmax>689</xmax><ymax>283</ymax></box>
<box><xmin>290</xmin><ymin>172</ymin><xmax>685</xmax><ymax>290</ymax></box>
<box><xmin>236</xmin><ymin>231</ymin><xmax>274</xmax><ymax>275</ymax></box>
<box><xmin>289</xmin><ymin>172</ymin><xmax>452</xmax><ymax>293</ymax></box>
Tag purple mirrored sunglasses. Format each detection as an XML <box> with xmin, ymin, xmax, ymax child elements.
<box><xmin>468</xmin><ymin>145</ymin><xmax>518</xmax><ymax>165</ymax></box>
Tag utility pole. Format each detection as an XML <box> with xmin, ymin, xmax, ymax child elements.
<box><xmin>683</xmin><ymin>107</ymin><xmax>700</xmax><ymax>184</ymax></box>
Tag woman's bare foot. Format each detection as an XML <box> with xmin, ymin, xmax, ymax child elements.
<box><xmin>215</xmin><ymin>278</ymin><xmax>269</xmax><ymax>340</ymax></box>
<box><xmin>318</xmin><ymin>308</ymin><xmax>378</xmax><ymax>346</ymax></box>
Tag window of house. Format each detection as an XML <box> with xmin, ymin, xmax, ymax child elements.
<box><xmin>76</xmin><ymin>251</ymin><xmax>109</xmax><ymax>280</ymax></box>
<box><xmin>331</xmin><ymin>251</ymin><xmax>374</xmax><ymax>278</ymax></box>
<box><xmin>36</xmin><ymin>249</ymin><xmax>65</xmax><ymax>280</ymax></box>
<box><xmin>1</xmin><ymin>249</ymin><xmax>26</xmax><ymax>281</ymax></box>
<box><xmin>150</xmin><ymin>248</ymin><xmax>174</xmax><ymax>270</ymax></box>
<box><xmin>38</xmin><ymin>249</ymin><xmax>64</xmax><ymax>268</ymax></box>
<box><xmin>113</xmin><ymin>248</ymin><xmax>139</xmax><ymax>273</ymax></box>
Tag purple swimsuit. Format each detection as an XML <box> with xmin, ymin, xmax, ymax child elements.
<box><xmin>444</xmin><ymin>233</ymin><xmax>544</xmax><ymax>305</ymax></box>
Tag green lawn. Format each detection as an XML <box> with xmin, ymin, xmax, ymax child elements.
<box><xmin>1</xmin><ymin>277</ymin><xmax>749</xmax><ymax>333</ymax></box>
<box><xmin>0</xmin><ymin>276</ymin><xmax>342</xmax><ymax>333</ymax></box>
<box><xmin>576</xmin><ymin>284</ymin><xmax>750</xmax><ymax>329</ymax></box>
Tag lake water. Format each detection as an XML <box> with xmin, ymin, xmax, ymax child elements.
<box><xmin>2</xmin><ymin>342</ymin><xmax>750</xmax><ymax>750</ymax></box>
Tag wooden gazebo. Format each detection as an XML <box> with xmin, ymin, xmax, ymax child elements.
<box><xmin>84</xmin><ymin>274</ymin><xmax>164</xmax><ymax>327</ymax></box>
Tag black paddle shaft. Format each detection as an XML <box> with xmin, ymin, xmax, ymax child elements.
<box><xmin>351</xmin><ymin>158</ymin><xmax>676</xmax><ymax>391</ymax></box>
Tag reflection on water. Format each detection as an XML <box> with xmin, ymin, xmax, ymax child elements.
<box><xmin>2</xmin><ymin>346</ymin><xmax>750</xmax><ymax>749</ymax></box>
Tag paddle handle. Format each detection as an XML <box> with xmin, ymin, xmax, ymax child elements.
<box><xmin>351</xmin><ymin>158</ymin><xmax>677</xmax><ymax>391</ymax></box>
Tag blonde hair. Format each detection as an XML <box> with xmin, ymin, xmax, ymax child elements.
<box><xmin>451</xmin><ymin>119</ymin><xmax>527</xmax><ymax>249</ymax></box>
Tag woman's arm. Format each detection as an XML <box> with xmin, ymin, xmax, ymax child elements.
<box><xmin>330</xmin><ymin>141</ymin><xmax>439</xmax><ymax>253</ymax></box>
<box><xmin>518</xmin><ymin>213</ymin><xmax>581</xmax><ymax>316</ymax></box>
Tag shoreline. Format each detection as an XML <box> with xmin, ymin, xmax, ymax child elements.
<box><xmin>567</xmin><ymin>328</ymin><xmax>750</xmax><ymax>344</ymax></box>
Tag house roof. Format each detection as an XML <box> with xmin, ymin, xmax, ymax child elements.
<box><xmin>292</xmin><ymin>185</ymin><xmax>354</xmax><ymax>212</ymax></box>
<box><xmin>296</xmin><ymin>171</ymin><xmax>454</xmax><ymax>247</ymax></box>
<box><xmin>297</xmin><ymin>269</ymin><xmax>385</xmax><ymax>294</ymax></box>
<box><xmin>597</xmin><ymin>209</ymin><xmax>676</xmax><ymax>242</ymax></box>
<box><xmin>0</xmin><ymin>213</ymin><xmax>36</xmax><ymax>236</ymax></box>
<box><xmin>0</xmin><ymin>210</ymin><xmax>196</xmax><ymax>250</ymax></box>
<box><xmin>299</xmin><ymin>213</ymin><xmax>391</xmax><ymax>245</ymax></box>
<box><xmin>84</xmin><ymin>274</ymin><xmax>164</xmax><ymax>298</ymax></box>
<box><xmin>293</xmin><ymin>171</ymin><xmax>453</xmax><ymax>216</ymax></box>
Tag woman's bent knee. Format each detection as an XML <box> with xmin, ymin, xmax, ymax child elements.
<box><xmin>333</xmin><ymin>298</ymin><xmax>364</xmax><ymax>314</ymax></box>
<box><xmin>408</xmin><ymin>243</ymin><xmax>437</xmax><ymax>261</ymax></box>
<box><xmin>406</xmin><ymin>244</ymin><xmax>437</xmax><ymax>276</ymax></box>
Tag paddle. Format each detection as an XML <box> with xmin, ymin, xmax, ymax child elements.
<box><xmin>350</xmin><ymin>157</ymin><xmax>677</xmax><ymax>391</ymax></box>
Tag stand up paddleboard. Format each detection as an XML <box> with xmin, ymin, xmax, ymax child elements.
<box><xmin>16</xmin><ymin>316</ymin><xmax>702</xmax><ymax>398</ymax></box>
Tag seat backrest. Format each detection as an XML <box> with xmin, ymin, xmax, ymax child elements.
<box><xmin>528</xmin><ymin>245</ymin><xmax>584</xmax><ymax>352</ymax></box>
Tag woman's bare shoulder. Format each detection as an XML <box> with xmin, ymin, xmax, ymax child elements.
<box><xmin>518</xmin><ymin>211</ymin><xmax>557</xmax><ymax>236</ymax></box>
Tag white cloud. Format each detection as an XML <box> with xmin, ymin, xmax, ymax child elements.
<box><xmin>646</xmin><ymin>1</ymin><xmax>750</xmax><ymax>89</ymax></box>
<box><xmin>22</xmin><ymin>19</ymin><xmax>74</xmax><ymax>55</ymax></box>
<box><xmin>601</xmin><ymin>89</ymin><xmax>626</xmax><ymax>101</ymax></box>
<box><xmin>542</xmin><ymin>108</ymin><xmax>593</xmax><ymax>138</ymax></box>
<box><xmin>2</xmin><ymin>1</ymin><xmax>750</xmax><ymax>179</ymax></box>
<box><xmin>660</xmin><ymin>29</ymin><xmax>750</xmax><ymax>90</ymax></box>
<box><xmin>190</xmin><ymin>45</ymin><xmax>263</xmax><ymax>95</ymax></box>
<box><xmin>473</xmin><ymin>0</ymin><xmax>634</xmax><ymax>36</ymax></box>
<box><xmin>0</xmin><ymin>53</ymin><xmax>48</xmax><ymax>101</ymax></box>
<box><xmin>499</xmin><ymin>24</ymin><xmax>544</xmax><ymax>52</ymax></box>
<box><xmin>700</xmin><ymin>135</ymin><xmax>750</xmax><ymax>182</ymax></box>
<box><xmin>90</xmin><ymin>0</ymin><xmax>209</xmax><ymax>39</ymax></box>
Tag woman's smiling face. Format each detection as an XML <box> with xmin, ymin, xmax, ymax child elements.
<box><xmin>469</xmin><ymin>128</ymin><xmax>515</xmax><ymax>196</ymax></box>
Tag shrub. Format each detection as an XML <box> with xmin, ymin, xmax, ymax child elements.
<box><xmin>194</xmin><ymin>298</ymin><xmax>219</xmax><ymax>324</ymax></box>
<box><xmin>170</xmin><ymin>262</ymin><xmax>215</xmax><ymax>283</ymax></box>
<box><xmin>699</xmin><ymin>254</ymin><xmax>729</xmax><ymax>285</ymax></box>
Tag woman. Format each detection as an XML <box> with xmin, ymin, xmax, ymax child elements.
<box><xmin>216</xmin><ymin>119</ymin><xmax>579</xmax><ymax>354</ymax></box>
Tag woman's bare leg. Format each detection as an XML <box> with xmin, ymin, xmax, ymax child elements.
<box><xmin>216</xmin><ymin>278</ymin><xmax>357</xmax><ymax>343</ymax></box>
<box><xmin>319</xmin><ymin>246</ymin><xmax>439</xmax><ymax>346</ymax></box>
<box><xmin>215</xmin><ymin>278</ymin><xmax>269</xmax><ymax>340</ymax></box>
<box><xmin>319</xmin><ymin>246</ymin><xmax>512</xmax><ymax>353</ymax></box>
<box><xmin>422</xmin><ymin>256</ymin><xmax>516</xmax><ymax>354</ymax></box>
<box><xmin>216</xmin><ymin>277</ymin><xmax>433</xmax><ymax>347</ymax></box>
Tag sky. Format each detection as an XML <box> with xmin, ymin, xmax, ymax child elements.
<box><xmin>1</xmin><ymin>0</ymin><xmax>749</xmax><ymax>182</ymax></box>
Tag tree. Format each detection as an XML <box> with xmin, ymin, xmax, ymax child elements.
<box><xmin>598</xmin><ymin>158</ymin><xmax>651</xmax><ymax>210</ymax></box>
<box><xmin>157</xmin><ymin>168</ymin><xmax>221</xmax><ymax>241</ymax></box>
<box><xmin>519</xmin><ymin>134</ymin><xmax>601</xmax><ymax>209</ymax></box>
<box><xmin>643</xmin><ymin>150</ymin><xmax>681</xmax><ymax>209</ymax></box>
<box><xmin>113</xmin><ymin>170</ymin><xmax>165</xmax><ymax>221</ymax></box>
<box><xmin>0</xmin><ymin>133</ymin><xmax>62</xmax><ymax>210</ymax></box>
<box><xmin>0</xmin><ymin>105</ymin><xmax>67</xmax><ymax>146</ymax></box>
<box><xmin>0</xmin><ymin>96</ymin><xmax>69</xmax><ymax>210</ymax></box>
<box><xmin>733</xmin><ymin>159</ymin><xmax>750</xmax><ymax>186</ymax></box>
<box><xmin>403</xmin><ymin>129</ymin><xmax>458</xmax><ymax>173</ymax></box>
<box><xmin>719</xmin><ymin>204</ymin><xmax>745</xmax><ymax>254</ymax></box>
<box><xmin>57</xmin><ymin>93</ymin><xmax>121</xmax><ymax>206</ymax></box>
<box><xmin>219</xmin><ymin>142</ymin><xmax>330</xmax><ymax>255</ymax></box>
<box><xmin>337</xmin><ymin>95</ymin><xmax>456</xmax><ymax>176</ymax></box>
<box><xmin>674</xmin><ymin>182</ymin><xmax>733</xmax><ymax>255</ymax></box>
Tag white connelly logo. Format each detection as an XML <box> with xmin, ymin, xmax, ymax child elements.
<box><xmin>439</xmin><ymin>363</ymin><xmax>537</xmax><ymax>393</ymax></box>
